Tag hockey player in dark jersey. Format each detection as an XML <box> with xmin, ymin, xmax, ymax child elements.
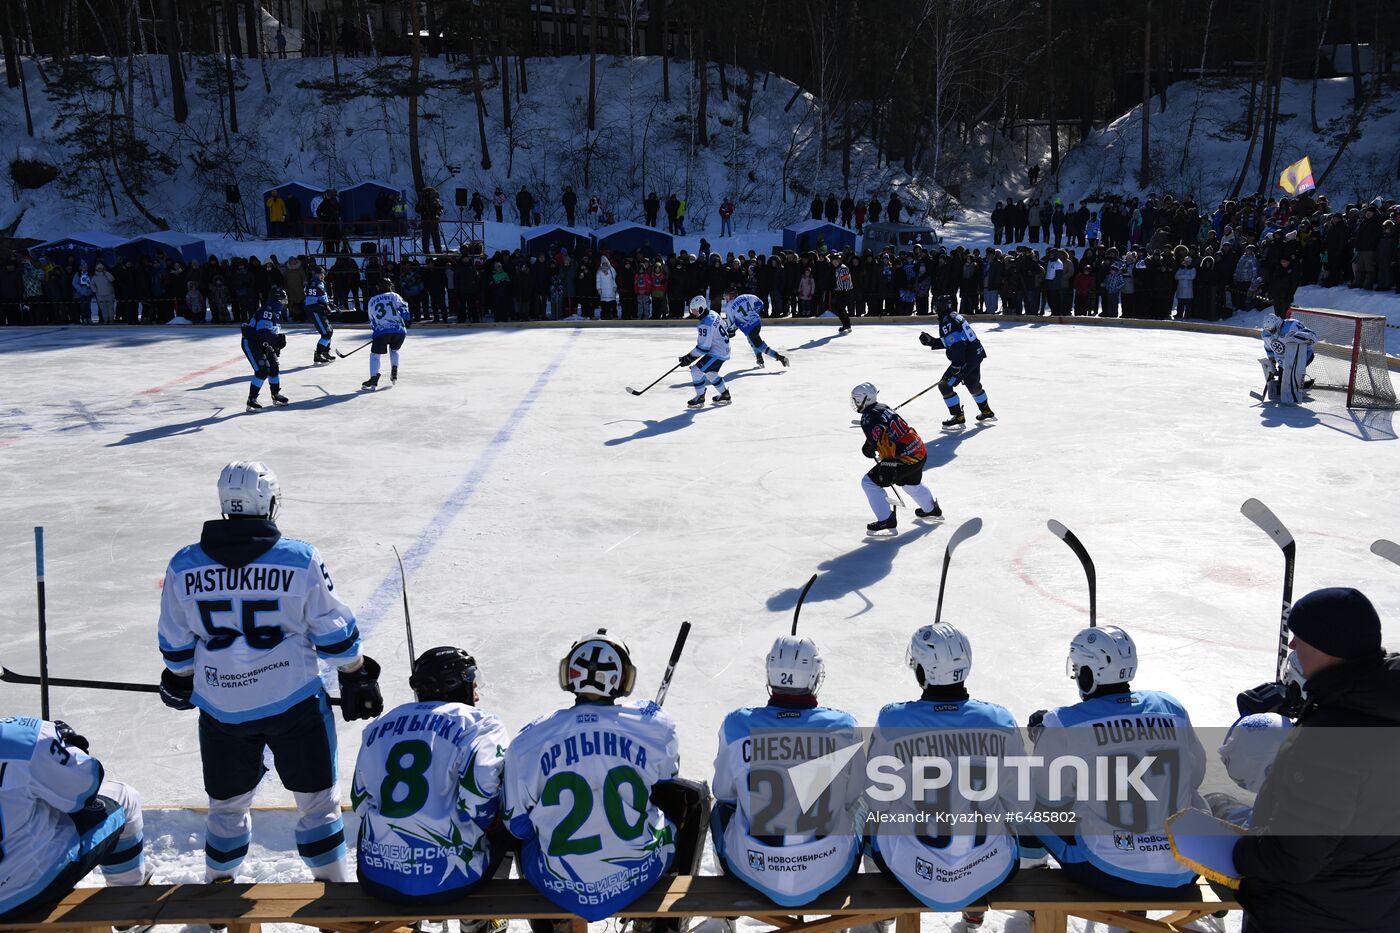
<box><xmin>852</xmin><ymin>383</ymin><xmax>941</xmax><ymax>535</ymax></box>
<box><xmin>241</xmin><ymin>287</ymin><xmax>289</xmax><ymax>411</ymax></box>
<box><xmin>919</xmin><ymin>301</ymin><xmax>994</xmax><ymax>429</ymax></box>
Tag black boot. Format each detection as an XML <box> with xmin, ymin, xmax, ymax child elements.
<box><xmin>687</xmin><ymin>393</ymin><xmax>706</xmax><ymax>408</ymax></box>
<box><xmin>755</xmin><ymin>353</ymin><xmax>765</xmax><ymax>368</ymax></box>
<box><xmin>713</xmin><ymin>390</ymin><xmax>732</xmax><ymax>404</ymax></box>
<box><xmin>776</xmin><ymin>353</ymin><xmax>790</xmax><ymax>367</ymax></box>
<box><xmin>915</xmin><ymin>501</ymin><xmax>943</xmax><ymax>519</ymax></box>
<box><xmin>270</xmin><ymin>387</ymin><xmax>289</xmax><ymax>405</ymax></box>
<box><xmin>391</xmin><ymin>365</ymin><xmax>399</xmax><ymax>383</ymax></box>
<box><xmin>361</xmin><ymin>374</ymin><xmax>380</xmax><ymax>391</ymax></box>
<box><xmin>866</xmin><ymin>509</ymin><xmax>897</xmax><ymax>534</ymax></box>
<box><xmin>975</xmin><ymin>402</ymin><xmax>996</xmax><ymax>422</ymax></box>
<box><xmin>246</xmin><ymin>387</ymin><xmax>262</xmax><ymax>411</ymax></box>
<box><xmin>942</xmin><ymin>407</ymin><xmax>966</xmax><ymax>429</ymax></box>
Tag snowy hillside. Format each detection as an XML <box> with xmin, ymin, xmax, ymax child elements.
<box><xmin>1</xmin><ymin>55</ymin><xmax>945</xmax><ymax>240</ymax></box>
<box><xmin>1047</xmin><ymin>77</ymin><xmax>1400</xmax><ymax>206</ymax></box>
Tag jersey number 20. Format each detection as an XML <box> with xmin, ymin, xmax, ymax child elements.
<box><xmin>542</xmin><ymin>767</ymin><xmax>649</xmax><ymax>857</ymax></box>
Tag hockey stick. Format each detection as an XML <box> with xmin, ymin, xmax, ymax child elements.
<box><xmin>1240</xmin><ymin>498</ymin><xmax>1295</xmax><ymax>682</ymax></box>
<box><xmin>791</xmin><ymin>574</ymin><xmax>818</xmax><ymax>636</ymax></box>
<box><xmin>1373</xmin><ymin>539</ymin><xmax>1400</xmax><ymax>567</ymax></box>
<box><xmin>0</xmin><ymin>663</ymin><xmax>346</xmax><ymax>707</ymax></box>
<box><xmin>626</xmin><ymin>361</ymin><xmax>685</xmax><ymax>396</ymax></box>
<box><xmin>393</xmin><ymin>546</ymin><xmax>416</xmax><ymax>673</ymax></box>
<box><xmin>1047</xmin><ymin>519</ymin><xmax>1097</xmax><ymax>627</ymax></box>
<box><xmin>654</xmin><ymin>620</ymin><xmax>691</xmax><ymax>706</ymax></box>
<box><xmin>935</xmin><ymin>518</ymin><xmax>983</xmax><ymax>625</ymax></box>
<box><xmin>850</xmin><ymin>381</ymin><xmax>942</xmax><ymax>425</ymax></box>
<box><xmin>35</xmin><ymin>527</ymin><xmax>49</xmax><ymax>719</ymax></box>
<box><xmin>335</xmin><ymin>340</ymin><xmax>373</xmax><ymax>359</ymax></box>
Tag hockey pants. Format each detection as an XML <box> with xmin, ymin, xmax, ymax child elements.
<box><xmin>689</xmin><ymin>355</ymin><xmax>727</xmax><ymax>397</ymax></box>
<box><xmin>938</xmin><ymin>360</ymin><xmax>987</xmax><ymax>411</ymax></box>
<box><xmin>862</xmin><ymin>468</ymin><xmax>935</xmax><ymax>520</ymax></box>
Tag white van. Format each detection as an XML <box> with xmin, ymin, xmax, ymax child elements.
<box><xmin>861</xmin><ymin>222</ymin><xmax>941</xmax><ymax>253</ymax></box>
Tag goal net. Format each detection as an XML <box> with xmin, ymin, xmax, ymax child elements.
<box><xmin>1285</xmin><ymin>307</ymin><xmax>1399</xmax><ymax>409</ymax></box>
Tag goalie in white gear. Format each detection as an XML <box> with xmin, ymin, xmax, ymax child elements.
<box><xmin>679</xmin><ymin>295</ymin><xmax>733</xmax><ymax>407</ymax></box>
<box><xmin>711</xmin><ymin>637</ymin><xmax>863</xmax><ymax>906</ymax></box>
<box><xmin>868</xmin><ymin>624</ymin><xmax>1031</xmax><ymax>925</ymax></box>
<box><xmin>352</xmin><ymin>646</ymin><xmax>509</xmax><ymax>909</ymax></box>
<box><xmin>1261</xmin><ymin>311</ymin><xmax>1316</xmax><ymax>405</ymax></box>
<box><xmin>0</xmin><ymin>718</ymin><xmax>146</xmax><ymax>920</ymax></box>
<box><xmin>157</xmin><ymin>461</ymin><xmax>383</xmax><ymax>885</ymax></box>
<box><xmin>1025</xmin><ymin>626</ymin><xmax>1209</xmax><ymax>897</ymax></box>
<box><xmin>504</xmin><ymin>630</ymin><xmax>708</xmax><ymax>925</ymax></box>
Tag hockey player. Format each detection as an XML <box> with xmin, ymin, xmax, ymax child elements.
<box><xmin>242</xmin><ymin>286</ymin><xmax>289</xmax><ymax>411</ymax></box>
<box><xmin>679</xmin><ymin>295</ymin><xmax>733</xmax><ymax>407</ymax></box>
<box><xmin>1261</xmin><ymin>311</ymin><xmax>1317</xmax><ymax>405</ymax></box>
<box><xmin>852</xmin><ymin>383</ymin><xmax>941</xmax><ymax>535</ymax></box>
<box><xmin>1025</xmin><ymin>626</ymin><xmax>1208</xmax><ymax>897</ymax></box>
<box><xmin>353</xmin><ymin>646</ymin><xmax>509</xmax><ymax>913</ymax></box>
<box><xmin>0</xmin><ymin>717</ymin><xmax>146</xmax><ymax>920</ymax></box>
<box><xmin>305</xmin><ymin>264</ymin><xmax>336</xmax><ymax>364</ymax></box>
<box><xmin>721</xmin><ymin>286</ymin><xmax>789</xmax><ymax>369</ymax></box>
<box><xmin>157</xmin><ymin>461</ymin><xmax>384</xmax><ymax>885</ymax></box>
<box><xmin>503</xmin><ymin>629</ymin><xmax>707</xmax><ymax>923</ymax></box>
<box><xmin>711</xmin><ymin>636</ymin><xmax>862</xmax><ymax>907</ymax></box>
<box><xmin>868</xmin><ymin>625</ymin><xmax>1031</xmax><ymax>927</ymax></box>
<box><xmin>363</xmin><ymin>278</ymin><xmax>411</xmax><ymax>390</ymax></box>
<box><xmin>918</xmin><ymin>301</ymin><xmax>994</xmax><ymax>428</ymax></box>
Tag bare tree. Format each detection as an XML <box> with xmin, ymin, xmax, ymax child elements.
<box><xmin>1178</xmin><ymin>0</ymin><xmax>1215</xmax><ymax>174</ymax></box>
<box><xmin>470</xmin><ymin>38</ymin><xmax>491</xmax><ymax>170</ymax></box>
<box><xmin>1138</xmin><ymin>0</ymin><xmax>1151</xmax><ymax>186</ymax></box>
<box><xmin>407</xmin><ymin>0</ymin><xmax>425</xmax><ymax>193</ymax></box>
<box><xmin>1310</xmin><ymin>0</ymin><xmax>1332</xmax><ymax>132</ymax></box>
<box><xmin>161</xmin><ymin>0</ymin><xmax>188</xmax><ymax>122</ymax></box>
<box><xmin>587</xmin><ymin>0</ymin><xmax>597</xmax><ymax>131</ymax></box>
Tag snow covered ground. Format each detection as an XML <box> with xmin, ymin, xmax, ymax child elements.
<box><xmin>2</xmin><ymin>320</ymin><xmax>1398</xmax><ymax>931</ymax></box>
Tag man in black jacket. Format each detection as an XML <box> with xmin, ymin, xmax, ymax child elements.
<box><xmin>1234</xmin><ymin>586</ymin><xmax>1400</xmax><ymax>933</ymax></box>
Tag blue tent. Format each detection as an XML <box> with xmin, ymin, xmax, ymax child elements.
<box><xmin>118</xmin><ymin>231</ymin><xmax>209</xmax><ymax>264</ymax></box>
<box><xmin>521</xmin><ymin>223</ymin><xmax>592</xmax><ymax>258</ymax></box>
<box><xmin>341</xmin><ymin>180</ymin><xmax>403</xmax><ymax>233</ymax></box>
<box><xmin>592</xmin><ymin>222</ymin><xmax>674</xmax><ymax>257</ymax></box>
<box><xmin>30</xmin><ymin>231</ymin><xmax>126</xmax><ymax>265</ymax></box>
<box><xmin>263</xmin><ymin>180</ymin><xmax>324</xmax><ymax>236</ymax></box>
<box><xmin>782</xmin><ymin>219</ymin><xmax>856</xmax><ymax>253</ymax></box>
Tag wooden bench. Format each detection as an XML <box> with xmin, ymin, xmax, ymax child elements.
<box><xmin>0</xmin><ymin>873</ymin><xmax>1239</xmax><ymax>933</ymax></box>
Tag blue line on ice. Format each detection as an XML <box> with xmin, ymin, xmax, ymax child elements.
<box><xmin>352</xmin><ymin>328</ymin><xmax>581</xmax><ymax>635</ymax></box>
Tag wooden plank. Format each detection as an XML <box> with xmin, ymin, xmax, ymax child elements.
<box><xmin>1159</xmin><ymin>909</ymin><xmax>1216</xmax><ymax>927</ymax></box>
<box><xmin>1031</xmin><ymin>909</ymin><xmax>1067</xmax><ymax>933</ymax></box>
<box><xmin>777</xmin><ymin>914</ymin><xmax>890</xmax><ymax>933</ymax></box>
<box><xmin>894</xmin><ymin>911</ymin><xmax>920</xmax><ymax>933</ymax></box>
<box><xmin>1074</xmin><ymin>909</ymin><xmax>1194</xmax><ymax>933</ymax></box>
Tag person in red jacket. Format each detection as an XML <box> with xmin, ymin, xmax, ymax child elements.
<box><xmin>634</xmin><ymin>263</ymin><xmax>653</xmax><ymax>320</ymax></box>
<box><xmin>719</xmin><ymin>197</ymin><xmax>735</xmax><ymax>237</ymax></box>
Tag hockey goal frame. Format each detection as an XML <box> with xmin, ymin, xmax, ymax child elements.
<box><xmin>1284</xmin><ymin>306</ymin><xmax>1399</xmax><ymax>410</ymax></box>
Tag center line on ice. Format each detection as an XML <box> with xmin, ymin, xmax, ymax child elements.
<box><xmin>354</xmin><ymin>329</ymin><xmax>582</xmax><ymax>634</ymax></box>
<box><xmin>139</xmin><ymin>355</ymin><xmax>245</xmax><ymax>395</ymax></box>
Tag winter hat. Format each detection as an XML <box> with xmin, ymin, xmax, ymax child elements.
<box><xmin>1288</xmin><ymin>587</ymin><xmax>1384</xmax><ymax>661</ymax></box>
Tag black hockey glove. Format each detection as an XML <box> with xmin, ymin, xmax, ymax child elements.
<box><xmin>678</xmin><ymin>353</ymin><xmax>697</xmax><ymax>366</ymax></box>
<box><xmin>861</xmin><ymin>440</ymin><xmax>875</xmax><ymax>459</ymax></box>
<box><xmin>919</xmin><ymin>331</ymin><xmax>935</xmax><ymax>347</ymax></box>
<box><xmin>160</xmin><ymin>669</ymin><xmax>195</xmax><ymax>711</ymax></box>
<box><xmin>53</xmin><ymin>720</ymin><xmax>90</xmax><ymax>753</ymax></box>
<box><xmin>1236</xmin><ymin>680</ymin><xmax>1304</xmax><ymax>719</ymax></box>
<box><xmin>275</xmin><ymin>333</ymin><xmax>287</xmax><ymax>350</ymax></box>
<box><xmin>338</xmin><ymin>655</ymin><xmax>384</xmax><ymax>722</ymax></box>
<box><xmin>1027</xmin><ymin>709</ymin><xmax>1048</xmax><ymax>746</ymax></box>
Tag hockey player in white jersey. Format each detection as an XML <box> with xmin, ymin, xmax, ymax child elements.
<box><xmin>1026</xmin><ymin>626</ymin><xmax>1208</xmax><ymax>896</ymax></box>
<box><xmin>363</xmin><ymin>278</ymin><xmax>411</xmax><ymax>390</ymax></box>
<box><xmin>353</xmin><ymin>646</ymin><xmax>509</xmax><ymax>911</ymax></box>
<box><xmin>721</xmin><ymin>287</ymin><xmax>789</xmax><ymax>369</ymax></box>
<box><xmin>504</xmin><ymin>630</ymin><xmax>707</xmax><ymax>924</ymax></box>
<box><xmin>710</xmin><ymin>636</ymin><xmax>862</xmax><ymax>907</ymax></box>
<box><xmin>1261</xmin><ymin>311</ymin><xmax>1317</xmax><ymax>405</ymax></box>
<box><xmin>157</xmin><ymin>461</ymin><xmax>383</xmax><ymax>884</ymax></box>
<box><xmin>0</xmin><ymin>717</ymin><xmax>146</xmax><ymax>920</ymax></box>
<box><xmin>679</xmin><ymin>296</ymin><xmax>733</xmax><ymax>407</ymax></box>
<box><xmin>868</xmin><ymin>624</ymin><xmax>1030</xmax><ymax>927</ymax></box>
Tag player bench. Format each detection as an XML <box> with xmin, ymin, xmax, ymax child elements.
<box><xmin>0</xmin><ymin>873</ymin><xmax>1238</xmax><ymax>933</ymax></box>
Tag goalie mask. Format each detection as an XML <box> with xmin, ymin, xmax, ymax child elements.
<box><xmin>560</xmin><ymin>629</ymin><xmax>636</xmax><ymax>699</ymax></box>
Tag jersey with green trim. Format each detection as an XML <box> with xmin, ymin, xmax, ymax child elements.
<box><xmin>503</xmin><ymin>700</ymin><xmax>680</xmax><ymax>920</ymax></box>
<box><xmin>352</xmin><ymin>701</ymin><xmax>507</xmax><ymax>898</ymax></box>
<box><xmin>0</xmin><ymin>717</ymin><xmax>106</xmax><ymax>914</ymax></box>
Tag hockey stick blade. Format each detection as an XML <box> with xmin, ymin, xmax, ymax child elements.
<box><xmin>791</xmin><ymin>574</ymin><xmax>818</xmax><ymax>636</ymax></box>
<box><xmin>1047</xmin><ymin>519</ymin><xmax>1097</xmax><ymax>627</ymax></box>
<box><xmin>654</xmin><ymin>620</ymin><xmax>691</xmax><ymax>706</ymax></box>
<box><xmin>335</xmin><ymin>340</ymin><xmax>373</xmax><ymax>359</ymax></box>
<box><xmin>1371</xmin><ymin>539</ymin><xmax>1400</xmax><ymax>567</ymax></box>
<box><xmin>1240</xmin><ymin>498</ymin><xmax>1296</xmax><ymax>682</ymax></box>
<box><xmin>934</xmin><ymin>518</ymin><xmax>983</xmax><ymax>626</ymax></box>
<box><xmin>393</xmin><ymin>546</ymin><xmax>416</xmax><ymax>673</ymax></box>
<box><xmin>0</xmin><ymin>665</ymin><xmax>344</xmax><ymax>707</ymax></box>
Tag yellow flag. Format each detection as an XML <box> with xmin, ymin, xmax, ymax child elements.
<box><xmin>1278</xmin><ymin>157</ymin><xmax>1315</xmax><ymax>195</ymax></box>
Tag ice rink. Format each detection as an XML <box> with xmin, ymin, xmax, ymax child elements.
<box><xmin>1</xmin><ymin>319</ymin><xmax>1397</xmax><ymax>929</ymax></box>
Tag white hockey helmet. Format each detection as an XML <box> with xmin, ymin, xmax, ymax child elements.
<box><xmin>1263</xmin><ymin>311</ymin><xmax>1284</xmax><ymax>334</ymax></box>
<box><xmin>559</xmin><ymin>628</ymin><xmax>636</xmax><ymax>699</ymax></box>
<box><xmin>1281</xmin><ymin>650</ymin><xmax>1307</xmax><ymax>696</ymax></box>
<box><xmin>1219</xmin><ymin>712</ymin><xmax>1292</xmax><ymax>793</ymax></box>
<box><xmin>687</xmin><ymin>295</ymin><xmax>709</xmax><ymax>317</ymax></box>
<box><xmin>766</xmin><ymin>635</ymin><xmax>825</xmax><ymax>695</ymax></box>
<box><xmin>851</xmin><ymin>382</ymin><xmax>878</xmax><ymax>413</ymax></box>
<box><xmin>1066</xmin><ymin>625</ymin><xmax>1137</xmax><ymax>697</ymax></box>
<box><xmin>218</xmin><ymin>460</ymin><xmax>280</xmax><ymax>520</ymax></box>
<box><xmin>907</xmin><ymin>623</ymin><xmax>972</xmax><ymax>687</ymax></box>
